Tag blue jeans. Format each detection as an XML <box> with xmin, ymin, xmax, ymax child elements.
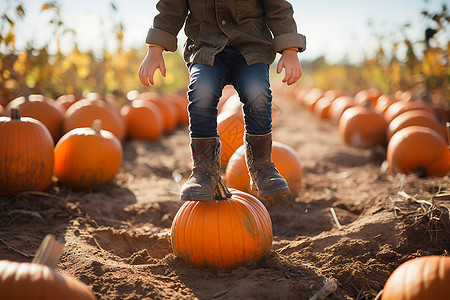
<box><xmin>187</xmin><ymin>46</ymin><xmax>272</xmax><ymax>138</ymax></box>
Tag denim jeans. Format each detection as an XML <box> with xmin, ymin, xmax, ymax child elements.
<box><xmin>187</xmin><ymin>46</ymin><xmax>272</xmax><ymax>138</ymax></box>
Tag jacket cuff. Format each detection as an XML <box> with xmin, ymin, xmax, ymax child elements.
<box><xmin>273</xmin><ymin>33</ymin><xmax>306</xmax><ymax>53</ymax></box>
<box><xmin>145</xmin><ymin>28</ymin><xmax>178</xmax><ymax>52</ymax></box>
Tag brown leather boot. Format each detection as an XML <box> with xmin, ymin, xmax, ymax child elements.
<box><xmin>180</xmin><ymin>137</ymin><xmax>221</xmax><ymax>201</ymax></box>
<box><xmin>245</xmin><ymin>132</ymin><xmax>290</xmax><ymax>197</ymax></box>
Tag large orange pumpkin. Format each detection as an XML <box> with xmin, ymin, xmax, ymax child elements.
<box><xmin>0</xmin><ymin>235</ymin><xmax>95</xmax><ymax>300</ymax></box>
<box><xmin>0</xmin><ymin>109</ymin><xmax>54</xmax><ymax>196</ymax></box>
<box><xmin>217</xmin><ymin>109</ymin><xmax>245</xmax><ymax>168</ymax></box>
<box><xmin>54</xmin><ymin>119</ymin><xmax>123</xmax><ymax>189</ymax></box>
<box><xmin>339</xmin><ymin>100</ymin><xmax>388</xmax><ymax>148</ymax></box>
<box><xmin>381</xmin><ymin>255</ymin><xmax>450</xmax><ymax>300</ymax></box>
<box><xmin>120</xmin><ymin>100</ymin><xmax>164</xmax><ymax>140</ymax></box>
<box><xmin>387</xmin><ymin>126</ymin><xmax>449</xmax><ymax>177</ymax></box>
<box><xmin>5</xmin><ymin>94</ymin><xmax>64</xmax><ymax>142</ymax></box>
<box><xmin>225</xmin><ymin>141</ymin><xmax>303</xmax><ymax>197</ymax></box>
<box><xmin>387</xmin><ymin>110</ymin><xmax>445</xmax><ymax>141</ymax></box>
<box><xmin>64</xmin><ymin>98</ymin><xmax>126</xmax><ymax>141</ymax></box>
<box><xmin>171</xmin><ymin>179</ymin><xmax>273</xmax><ymax>269</ymax></box>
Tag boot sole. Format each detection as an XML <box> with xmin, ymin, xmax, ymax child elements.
<box><xmin>180</xmin><ymin>192</ymin><xmax>214</xmax><ymax>201</ymax></box>
<box><xmin>257</xmin><ymin>186</ymin><xmax>290</xmax><ymax>198</ymax></box>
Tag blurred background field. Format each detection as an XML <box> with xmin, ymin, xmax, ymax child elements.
<box><xmin>0</xmin><ymin>0</ymin><xmax>448</xmax><ymax>105</ymax></box>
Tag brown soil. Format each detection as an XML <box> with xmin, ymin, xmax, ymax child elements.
<box><xmin>1</xmin><ymin>85</ymin><xmax>449</xmax><ymax>299</ymax></box>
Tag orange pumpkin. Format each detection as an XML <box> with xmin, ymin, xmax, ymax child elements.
<box><xmin>328</xmin><ymin>96</ymin><xmax>356</xmax><ymax>125</ymax></box>
<box><xmin>225</xmin><ymin>141</ymin><xmax>303</xmax><ymax>197</ymax></box>
<box><xmin>384</xmin><ymin>97</ymin><xmax>434</xmax><ymax>123</ymax></box>
<box><xmin>171</xmin><ymin>179</ymin><xmax>273</xmax><ymax>269</ymax></box>
<box><xmin>339</xmin><ymin>100</ymin><xmax>388</xmax><ymax>148</ymax></box>
<box><xmin>0</xmin><ymin>109</ymin><xmax>54</xmax><ymax>196</ymax></box>
<box><xmin>54</xmin><ymin>119</ymin><xmax>123</xmax><ymax>189</ymax></box>
<box><xmin>64</xmin><ymin>98</ymin><xmax>126</xmax><ymax>141</ymax></box>
<box><xmin>136</xmin><ymin>92</ymin><xmax>178</xmax><ymax>133</ymax></box>
<box><xmin>313</xmin><ymin>94</ymin><xmax>335</xmax><ymax>120</ymax></box>
<box><xmin>0</xmin><ymin>261</ymin><xmax>95</xmax><ymax>300</ymax></box>
<box><xmin>217</xmin><ymin>109</ymin><xmax>245</xmax><ymax>168</ymax></box>
<box><xmin>301</xmin><ymin>88</ymin><xmax>324</xmax><ymax>112</ymax></box>
<box><xmin>353</xmin><ymin>87</ymin><xmax>382</xmax><ymax>106</ymax></box>
<box><xmin>387</xmin><ymin>110</ymin><xmax>445</xmax><ymax>141</ymax></box>
<box><xmin>0</xmin><ymin>234</ymin><xmax>95</xmax><ymax>300</ymax></box>
<box><xmin>5</xmin><ymin>94</ymin><xmax>64</xmax><ymax>142</ymax></box>
<box><xmin>387</xmin><ymin>126</ymin><xmax>449</xmax><ymax>177</ymax></box>
<box><xmin>120</xmin><ymin>100</ymin><xmax>164</xmax><ymax>140</ymax></box>
<box><xmin>381</xmin><ymin>255</ymin><xmax>450</xmax><ymax>300</ymax></box>
<box><xmin>166</xmin><ymin>93</ymin><xmax>189</xmax><ymax>126</ymax></box>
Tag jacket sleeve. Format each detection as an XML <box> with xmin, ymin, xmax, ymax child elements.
<box><xmin>145</xmin><ymin>0</ymin><xmax>188</xmax><ymax>52</ymax></box>
<box><xmin>262</xmin><ymin>0</ymin><xmax>306</xmax><ymax>53</ymax></box>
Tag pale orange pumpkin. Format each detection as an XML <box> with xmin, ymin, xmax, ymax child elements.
<box><xmin>387</xmin><ymin>110</ymin><xmax>445</xmax><ymax>141</ymax></box>
<box><xmin>5</xmin><ymin>94</ymin><xmax>64</xmax><ymax>142</ymax></box>
<box><xmin>166</xmin><ymin>93</ymin><xmax>189</xmax><ymax>126</ymax></box>
<box><xmin>64</xmin><ymin>98</ymin><xmax>126</xmax><ymax>141</ymax></box>
<box><xmin>120</xmin><ymin>100</ymin><xmax>164</xmax><ymax>140</ymax></box>
<box><xmin>339</xmin><ymin>100</ymin><xmax>388</xmax><ymax>148</ymax></box>
<box><xmin>217</xmin><ymin>109</ymin><xmax>245</xmax><ymax>168</ymax></box>
<box><xmin>328</xmin><ymin>96</ymin><xmax>356</xmax><ymax>125</ymax></box>
<box><xmin>136</xmin><ymin>92</ymin><xmax>178</xmax><ymax>133</ymax></box>
<box><xmin>384</xmin><ymin>97</ymin><xmax>434</xmax><ymax>123</ymax></box>
<box><xmin>381</xmin><ymin>255</ymin><xmax>450</xmax><ymax>300</ymax></box>
<box><xmin>171</xmin><ymin>179</ymin><xmax>273</xmax><ymax>269</ymax></box>
<box><xmin>225</xmin><ymin>141</ymin><xmax>303</xmax><ymax>197</ymax></box>
<box><xmin>353</xmin><ymin>87</ymin><xmax>382</xmax><ymax>106</ymax></box>
<box><xmin>387</xmin><ymin>126</ymin><xmax>449</xmax><ymax>177</ymax></box>
<box><xmin>0</xmin><ymin>109</ymin><xmax>54</xmax><ymax>196</ymax></box>
<box><xmin>54</xmin><ymin>119</ymin><xmax>123</xmax><ymax>189</ymax></box>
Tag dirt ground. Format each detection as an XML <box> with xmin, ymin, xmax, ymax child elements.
<box><xmin>1</xmin><ymin>84</ymin><xmax>449</xmax><ymax>300</ymax></box>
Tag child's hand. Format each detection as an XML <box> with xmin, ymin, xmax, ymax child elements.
<box><xmin>138</xmin><ymin>45</ymin><xmax>166</xmax><ymax>86</ymax></box>
<box><xmin>277</xmin><ymin>48</ymin><xmax>303</xmax><ymax>85</ymax></box>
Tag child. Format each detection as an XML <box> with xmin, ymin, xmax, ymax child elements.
<box><xmin>138</xmin><ymin>0</ymin><xmax>306</xmax><ymax>201</ymax></box>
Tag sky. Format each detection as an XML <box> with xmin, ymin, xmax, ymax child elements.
<box><xmin>1</xmin><ymin>0</ymin><xmax>447</xmax><ymax>63</ymax></box>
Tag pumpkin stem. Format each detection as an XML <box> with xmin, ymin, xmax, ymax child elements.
<box><xmin>213</xmin><ymin>178</ymin><xmax>232</xmax><ymax>200</ymax></box>
<box><xmin>362</xmin><ymin>99</ymin><xmax>372</xmax><ymax>108</ymax></box>
<box><xmin>10</xmin><ymin>108</ymin><xmax>21</xmax><ymax>120</ymax></box>
<box><xmin>32</xmin><ymin>234</ymin><xmax>64</xmax><ymax>269</ymax></box>
<box><xmin>413</xmin><ymin>167</ymin><xmax>427</xmax><ymax>178</ymax></box>
<box><xmin>92</xmin><ymin>119</ymin><xmax>102</xmax><ymax>133</ymax></box>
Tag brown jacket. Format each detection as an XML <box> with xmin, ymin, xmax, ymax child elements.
<box><xmin>146</xmin><ymin>0</ymin><xmax>306</xmax><ymax>66</ymax></box>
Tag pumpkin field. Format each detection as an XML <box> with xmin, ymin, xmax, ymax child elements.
<box><xmin>1</xmin><ymin>1</ymin><xmax>450</xmax><ymax>299</ymax></box>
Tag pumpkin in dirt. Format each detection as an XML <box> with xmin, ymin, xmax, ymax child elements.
<box><xmin>339</xmin><ymin>100</ymin><xmax>388</xmax><ymax>148</ymax></box>
<box><xmin>381</xmin><ymin>255</ymin><xmax>450</xmax><ymax>300</ymax></box>
<box><xmin>54</xmin><ymin>119</ymin><xmax>123</xmax><ymax>189</ymax></box>
<box><xmin>0</xmin><ymin>260</ymin><xmax>95</xmax><ymax>300</ymax></box>
<box><xmin>0</xmin><ymin>109</ymin><xmax>54</xmax><ymax>196</ymax></box>
<box><xmin>387</xmin><ymin>110</ymin><xmax>445</xmax><ymax>141</ymax></box>
<box><xmin>120</xmin><ymin>100</ymin><xmax>164</xmax><ymax>140</ymax></box>
<box><xmin>384</xmin><ymin>97</ymin><xmax>434</xmax><ymax>123</ymax></box>
<box><xmin>387</xmin><ymin>126</ymin><xmax>449</xmax><ymax>177</ymax></box>
<box><xmin>225</xmin><ymin>141</ymin><xmax>303</xmax><ymax>197</ymax></box>
<box><xmin>64</xmin><ymin>98</ymin><xmax>126</xmax><ymax>141</ymax></box>
<box><xmin>5</xmin><ymin>94</ymin><xmax>64</xmax><ymax>142</ymax></box>
<box><xmin>136</xmin><ymin>92</ymin><xmax>178</xmax><ymax>133</ymax></box>
<box><xmin>328</xmin><ymin>96</ymin><xmax>356</xmax><ymax>125</ymax></box>
<box><xmin>171</xmin><ymin>179</ymin><xmax>273</xmax><ymax>269</ymax></box>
